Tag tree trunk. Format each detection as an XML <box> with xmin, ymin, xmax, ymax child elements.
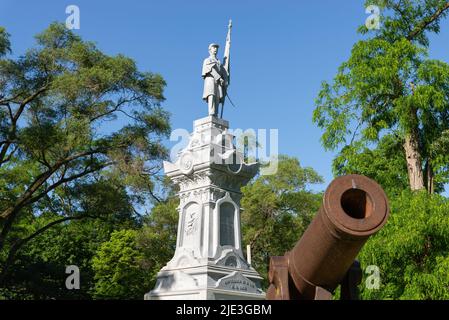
<box><xmin>403</xmin><ymin>132</ymin><xmax>425</xmax><ymax>191</ymax></box>
<box><xmin>425</xmin><ymin>160</ymin><xmax>434</xmax><ymax>194</ymax></box>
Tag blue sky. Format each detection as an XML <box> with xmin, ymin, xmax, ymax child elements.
<box><xmin>1</xmin><ymin>0</ymin><xmax>448</xmax><ymax>192</ymax></box>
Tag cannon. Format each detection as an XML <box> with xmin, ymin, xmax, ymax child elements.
<box><xmin>266</xmin><ymin>174</ymin><xmax>390</xmax><ymax>300</ymax></box>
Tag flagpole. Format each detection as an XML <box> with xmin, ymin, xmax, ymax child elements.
<box><xmin>221</xmin><ymin>19</ymin><xmax>232</xmax><ymax>118</ymax></box>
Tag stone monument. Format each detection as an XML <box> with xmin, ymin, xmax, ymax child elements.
<box><xmin>145</xmin><ymin>20</ymin><xmax>265</xmax><ymax>300</ymax></box>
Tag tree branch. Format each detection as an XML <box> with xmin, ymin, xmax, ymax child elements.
<box><xmin>0</xmin><ymin>144</ymin><xmax>18</xmax><ymax>165</ymax></box>
<box><xmin>0</xmin><ymin>153</ymin><xmax>112</xmax><ymax>255</ymax></box>
<box><xmin>0</xmin><ymin>213</ymin><xmax>97</xmax><ymax>286</ymax></box>
<box><xmin>25</xmin><ymin>161</ymin><xmax>113</xmax><ymax>207</ymax></box>
<box><xmin>406</xmin><ymin>2</ymin><xmax>449</xmax><ymax>41</ymax></box>
<box><xmin>0</xmin><ymin>92</ymin><xmax>24</xmax><ymax>106</ymax></box>
<box><xmin>0</xmin><ymin>148</ymin><xmax>108</xmax><ymax>220</ymax></box>
<box><xmin>89</xmin><ymin>96</ymin><xmax>141</xmax><ymax>123</ymax></box>
<box><xmin>0</xmin><ymin>85</ymin><xmax>49</xmax><ymax>166</ymax></box>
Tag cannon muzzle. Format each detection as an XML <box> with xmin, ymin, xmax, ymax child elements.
<box><xmin>266</xmin><ymin>174</ymin><xmax>389</xmax><ymax>300</ymax></box>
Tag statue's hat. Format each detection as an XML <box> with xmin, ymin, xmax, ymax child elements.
<box><xmin>208</xmin><ymin>43</ymin><xmax>219</xmax><ymax>50</ymax></box>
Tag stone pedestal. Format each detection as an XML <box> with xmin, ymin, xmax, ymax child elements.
<box><xmin>145</xmin><ymin>116</ymin><xmax>265</xmax><ymax>300</ymax></box>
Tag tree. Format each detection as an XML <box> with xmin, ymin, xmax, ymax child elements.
<box><xmin>92</xmin><ymin>230</ymin><xmax>149</xmax><ymax>299</ymax></box>
<box><xmin>0</xmin><ymin>23</ymin><xmax>170</xmax><ymax>285</ymax></box>
<box><xmin>0</xmin><ymin>180</ymin><xmax>140</xmax><ymax>299</ymax></box>
<box><xmin>0</xmin><ymin>27</ymin><xmax>10</xmax><ymax>57</ymax></box>
<box><xmin>91</xmin><ymin>186</ymin><xmax>178</xmax><ymax>300</ymax></box>
<box><xmin>137</xmin><ymin>196</ymin><xmax>178</xmax><ymax>289</ymax></box>
<box><xmin>240</xmin><ymin>155</ymin><xmax>323</xmax><ymax>287</ymax></box>
<box><xmin>358</xmin><ymin>190</ymin><xmax>449</xmax><ymax>299</ymax></box>
<box><xmin>313</xmin><ymin>0</ymin><xmax>449</xmax><ymax>192</ymax></box>
<box><xmin>333</xmin><ymin>134</ymin><xmax>410</xmax><ymax>196</ymax></box>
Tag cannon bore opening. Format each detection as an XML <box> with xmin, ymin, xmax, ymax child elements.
<box><xmin>340</xmin><ymin>188</ymin><xmax>373</xmax><ymax>219</ymax></box>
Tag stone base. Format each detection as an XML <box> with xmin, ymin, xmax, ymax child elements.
<box><xmin>145</xmin><ymin>288</ymin><xmax>265</xmax><ymax>300</ymax></box>
<box><xmin>145</xmin><ymin>263</ymin><xmax>265</xmax><ymax>300</ymax></box>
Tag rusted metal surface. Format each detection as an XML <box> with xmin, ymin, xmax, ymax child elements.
<box><xmin>266</xmin><ymin>174</ymin><xmax>390</xmax><ymax>300</ymax></box>
<box><xmin>340</xmin><ymin>260</ymin><xmax>363</xmax><ymax>300</ymax></box>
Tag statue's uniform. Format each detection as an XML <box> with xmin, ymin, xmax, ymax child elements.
<box><xmin>202</xmin><ymin>57</ymin><xmax>226</xmax><ymax>103</ymax></box>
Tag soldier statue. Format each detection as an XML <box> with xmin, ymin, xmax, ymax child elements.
<box><xmin>202</xmin><ymin>20</ymin><xmax>232</xmax><ymax>118</ymax></box>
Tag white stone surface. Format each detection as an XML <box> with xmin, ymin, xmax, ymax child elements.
<box><xmin>145</xmin><ymin>116</ymin><xmax>265</xmax><ymax>300</ymax></box>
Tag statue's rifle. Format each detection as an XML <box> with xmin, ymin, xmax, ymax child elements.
<box><xmin>220</xmin><ymin>19</ymin><xmax>232</xmax><ymax>119</ymax></box>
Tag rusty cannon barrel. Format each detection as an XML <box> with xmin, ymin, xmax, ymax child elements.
<box><xmin>266</xmin><ymin>174</ymin><xmax>390</xmax><ymax>300</ymax></box>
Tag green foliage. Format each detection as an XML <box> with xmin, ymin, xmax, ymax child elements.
<box><xmin>361</xmin><ymin>0</ymin><xmax>449</xmax><ymax>47</ymax></box>
<box><xmin>241</xmin><ymin>155</ymin><xmax>323</xmax><ymax>287</ymax></box>
<box><xmin>0</xmin><ymin>22</ymin><xmax>170</xmax><ymax>292</ymax></box>
<box><xmin>313</xmin><ymin>2</ymin><xmax>449</xmax><ymax>298</ymax></box>
<box><xmin>92</xmin><ymin>230</ymin><xmax>149</xmax><ymax>299</ymax></box>
<box><xmin>90</xmin><ymin>194</ymin><xmax>178</xmax><ymax>300</ymax></box>
<box><xmin>0</xmin><ymin>180</ymin><xmax>140</xmax><ymax>299</ymax></box>
<box><xmin>333</xmin><ymin>135</ymin><xmax>409</xmax><ymax>195</ymax></box>
<box><xmin>0</xmin><ymin>21</ymin><xmax>169</xmax><ymax>220</ymax></box>
<box><xmin>0</xmin><ymin>27</ymin><xmax>10</xmax><ymax>57</ymax></box>
<box><xmin>313</xmin><ymin>3</ymin><xmax>449</xmax><ymax>298</ymax></box>
<box><xmin>313</xmin><ymin>0</ymin><xmax>449</xmax><ymax>192</ymax></box>
<box><xmin>359</xmin><ymin>190</ymin><xmax>449</xmax><ymax>299</ymax></box>
<box><xmin>3</xmin><ymin>218</ymin><xmax>114</xmax><ymax>299</ymax></box>
<box><xmin>137</xmin><ymin>197</ymin><xmax>178</xmax><ymax>288</ymax></box>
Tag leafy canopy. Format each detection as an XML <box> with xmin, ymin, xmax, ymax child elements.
<box><xmin>0</xmin><ymin>22</ymin><xmax>170</xmax><ymax>290</ymax></box>
<box><xmin>241</xmin><ymin>155</ymin><xmax>323</xmax><ymax>287</ymax></box>
<box><xmin>359</xmin><ymin>190</ymin><xmax>449</xmax><ymax>299</ymax></box>
<box><xmin>313</xmin><ymin>0</ymin><xmax>449</xmax><ymax>191</ymax></box>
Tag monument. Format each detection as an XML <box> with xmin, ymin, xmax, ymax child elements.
<box><xmin>145</xmin><ymin>20</ymin><xmax>265</xmax><ymax>300</ymax></box>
